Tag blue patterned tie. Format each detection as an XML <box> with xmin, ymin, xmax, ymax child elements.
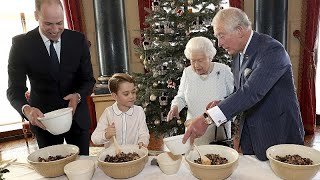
<box><xmin>239</xmin><ymin>53</ymin><xmax>244</xmax><ymax>67</ymax></box>
<box><xmin>50</xmin><ymin>40</ymin><xmax>59</xmax><ymax>73</ymax></box>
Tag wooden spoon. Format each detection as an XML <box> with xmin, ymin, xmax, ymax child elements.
<box><xmin>113</xmin><ymin>136</ymin><xmax>122</xmax><ymax>155</ymax></box>
<box><xmin>194</xmin><ymin>144</ymin><xmax>211</xmax><ymax>165</ymax></box>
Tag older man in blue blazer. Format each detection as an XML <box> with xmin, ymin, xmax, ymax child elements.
<box><xmin>182</xmin><ymin>7</ymin><xmax>305</xmax><ymax>161</ymax></box>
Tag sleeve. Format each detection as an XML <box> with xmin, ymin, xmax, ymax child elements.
<box><xmin>7</xmin><ymin>36</ymin><xmax>29</xmax><ymax>116</ymax></box>
<box><xmin>137</xmin><ymin>107</ymin><xmax>150</xmax><ymax>146</ymax></box>
<box><xmin>91</xmin><ymin>107</ymin><xmax>111</xmax><ymax>145</ymax></box>
<box><xmin>170</xmin><ymin>68</ymin><xmax>188</xmax><ymax>112</ymax></box>
<box><xmin>219</xmin><ymin>44</ymin><xmax>291</xmax><ymax>120</ymax></box>
<box><xmin>224</xmin><ymin>65</ymin><xmax>235</xmax><ymax>96</ymax></box>
<box><xmin>75</xmin><ymin>34</ymin><xmax>96</xmax><ymax>100</ymax></box>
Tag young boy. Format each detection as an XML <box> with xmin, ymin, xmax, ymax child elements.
<box><xmin>91</xmin><ymin>73</ymin><xmax>150</xmax><ymax>148</ymax></box>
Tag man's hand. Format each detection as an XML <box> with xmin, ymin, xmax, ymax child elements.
<box><xmin>105</xmin><ymin>122</ymin><xmax>116</xmax><ymax>139</ymax></box>
<box><xmin>206</xmin><ymin>100</ymin><xmax>221</xmax><ymax>110</ymax></box>
<box><xmin>183</xmin><ymin>115</ymin><xmax>209</xmax><ymax>144</ymax></box>
<box><xmin>166</xmin><ymin>105</ymin><xmax>180</xmax><ymax>121</ymax></box>
<box><xmin>63</xmin><ymin>93</ymin><xmax>80</xmax><ymax>115</ymax></box>
<box><xmin>23</xmin><ymin>106</ymin><xmax>46</xmax><ymax>130</ymax></box>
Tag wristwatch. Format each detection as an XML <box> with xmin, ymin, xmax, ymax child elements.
<box><xmin>203</xmin><ymin>112</ymin><xmax>213</xmax><ymax>125</ymax></box>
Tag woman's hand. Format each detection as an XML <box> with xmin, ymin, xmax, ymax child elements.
<box><xmin>166</xmin><ymin>105</ymin><xmax>179</xmax><ymax>121</ymax></box>
<box><xmin>105</xmin><ymin>122</ymin><xmax>116</xmax><ymax>139</ymax></box>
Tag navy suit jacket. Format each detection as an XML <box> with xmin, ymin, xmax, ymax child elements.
<box><xmin>7</xmin><ymin>27</ymin><xmax>95</xmax><ymax>130</ymax></box>
<box><xmin>218</xmin><ymin>32</ymin><xmax>305</xmax><ymax>160</ymax></box>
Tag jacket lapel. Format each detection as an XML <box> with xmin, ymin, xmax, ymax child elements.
<box><xmin>239</xmin><ymin>32</ymin><xmax>260</xmax><ymax>86</ymax></box>
<box><xmin>31</xmin><ymin>28</ymin><xmax>59</xmax><ymax>81</ymax></box>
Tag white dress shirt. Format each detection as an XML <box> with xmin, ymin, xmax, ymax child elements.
<box><xmin>91</xmin><ymin>102</ymin><xmax>150</xmax><ymax>148</ymax></box>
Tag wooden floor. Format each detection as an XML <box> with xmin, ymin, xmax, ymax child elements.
<box><xmin>1</xmin><ymin>125</ymin><xmax>320</xmax><ymax>161</ymax></box>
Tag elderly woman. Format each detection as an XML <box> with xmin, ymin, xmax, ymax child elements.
<box><xmin>167</xmin><ymin>36</ymin><xmax>234</xmax><ymax>145</ymax></box>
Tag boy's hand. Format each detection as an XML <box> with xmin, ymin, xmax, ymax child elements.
<box><xmin>105</xmin><ymin>122</ymin><xmax>116</xmax><ymax>139</ymax></box>
<box><xmin>138</xmin><ymin>142</ymin><xmax>147</xmax><ymax>149</ymax></box>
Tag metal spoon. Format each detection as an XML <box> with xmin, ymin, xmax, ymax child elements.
<box><xmin>194</xmin><ymin>144</ymin><xmax>211</xmax><ymax>165</ymax></box>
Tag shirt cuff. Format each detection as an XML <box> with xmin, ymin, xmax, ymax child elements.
<box><xmin>207</xmin><ymin>106</ymin><xmax>227</xmax><ymax>127</ymax></box>
<box><xmin>21</xmin><ymin>104</ymin><xmax>30</xmax><ymax>117</ymax></box>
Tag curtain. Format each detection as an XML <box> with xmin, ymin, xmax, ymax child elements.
<box><xmin>298</xmin><ymin>0</ymin><xmax>319</xmax><ymax>134</ymax></box>
<box><xmin>62</xmin><ymin>0</ymin><xmax>85</xmax><ymax>33</ymax></box>
<box><xmin>229</xmin><ymin>0</ymin><xmax>243</xmax><ymax>10</ymax></box>
<box><xmin>137</xmin><ymin>0</ymin><xmax>152</xmax><ymax>30</ymax></box>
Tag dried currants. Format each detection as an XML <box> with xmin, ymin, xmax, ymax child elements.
<box><xmin>38</xmin><ymin>153</ymin><xmax>74</xmax><ymax>162</ymax></box>
<box><xmin>194</xmin><ymin>154</ymin><xmax>228</xmax><ymax>165</ymax></box>
<box><xmin>275</xmin><ymin>154</ymin><xmax>313</xmax><ymax>165</ymax></box>
<box><xmin>104</xmin><ymin>152</ymin><xmax>141</xmax><ymax>163</ymax></box>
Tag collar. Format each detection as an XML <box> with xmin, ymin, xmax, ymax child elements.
<box><xmin>199</xmin><ymin>62</ymin><xmax>214</xmax><ymax>80</ymax></box>
<box><xmin>38</xmin><ymin>28</ymin><xmax>61</xmax><ymax>44</ymax></box>
<box><xmin>112</xmin><ymin>102</ymin><xmax>134</xmax><ymax>116</ymax></box>
<box><xmin>240</xmin><ymin>30</ymin><xmax>253</xmax><ymax>56</ymax></box>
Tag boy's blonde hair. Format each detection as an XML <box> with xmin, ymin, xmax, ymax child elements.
<box><xmin>108</xmin><ymin>73</ymin><xmax>135</xmax><ymax>93</ymax></box>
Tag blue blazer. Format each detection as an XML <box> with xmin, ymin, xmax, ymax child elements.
<box><xmin>218</xmin><ymin>32</ymin><xmax>305</xmax><ymax>160</ymax></box>
<box><xmin>7</xmin><ymin>27</ymin><xmax>96</xmax><ymax>130</ymax></box>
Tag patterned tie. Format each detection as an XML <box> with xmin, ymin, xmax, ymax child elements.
<box><xmin>50</xmin><ymin>40</ymin><xmax>59</xmax><ymax>73</ymax></box>
<box><xmin>239</xmin><ymin>53</ymin><xmax>244</xmax><ymax>67</ymax></box>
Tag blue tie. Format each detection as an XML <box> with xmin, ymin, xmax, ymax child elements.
<box><xmin>239</xmin><ymin>53</ymin><xmax>244</xmax><ymax>67</ymax></box>
<box><xmin>50</xmin><ymin>40</ymin><xmax>59</xmax><ymax>73</ymax></box>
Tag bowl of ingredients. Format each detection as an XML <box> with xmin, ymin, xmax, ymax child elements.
<box><xmin>97</xmin><ymin>144</ymin><xmax>148</xmax><ymax>178</ymax></box>
<box><xmin>266</xmin><ymin>144</ymin><xmax>320</xmax><ymax>180</ymax></box>
<box><xmin>27</xmin><ymin>144</ymin><xmax>79</xmax><ymax>177</ymax></box>
<box><xmin>185</xmin><ymin>145</ymin><xmax>239</xmax><ymax>180</ymax></box>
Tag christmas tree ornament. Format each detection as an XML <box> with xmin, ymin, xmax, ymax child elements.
<box><xmin>154</xmin><ymin>119</ymin><xmax>160</xmax><ymax>125</ymax></box>
<box><xmin>167</xmin><ymin>79</ymin><xmax>176</xmax><ymax>89</ymax></box>
<box><xmin>152</xmin><ymin>0</ymin><xmax>160</xmax><ymax>12</ymax></box>
<box><xmin>153</xmin><ymin>71</ymin><xmax>159</xmax><ymax>77</ymax></box>
<box><xmin>150</xmin><ymin>94</ymin><xmax>157</xmax><ymax>101</ymax></box>
<box><xmin>143</xmin><ymin>59</ymin><xmax>148</xmax><ymax>66</ymax></box>
<box><xmin>176</xmin><ymin>8</ymin><xmax>184</xmax><ymax>16</ymax></box>
<box><xmin>159</xmin><ymin>92</ymin><xmax>168</xmax><ymax>106</ymax></box>
<box><xmin>143</xmin><ymin>37</ymin><xmax>152</xmax><ymax>50</ymax></box>
<box><xmin>153</xmin><ymin>82</ymin><xmax>158</xmax><ymax>87</ymax></box>
<box><xmin>177</xmin><ymin>119</ymin><xmax>182</xmax><ymax>125</ymax></box>
<box><xmin>187</xmin><ymin>0</ymin><xmax>193</xmax><ymax>5</ymax></box>
<box><xmin>142</xmin><ymin>102</ymin><xmax>149</xmax><ymax>108</ymax></box>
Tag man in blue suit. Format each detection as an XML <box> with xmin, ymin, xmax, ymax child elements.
<box><xmin>182</xmin><ymin>7</ymin><xmax>305</xmax><ymax>161</ymax></box>
<box><xmin>7</xmin><ymin>0</ymin><xmax>95</xmax><ymax>155</ymax></box>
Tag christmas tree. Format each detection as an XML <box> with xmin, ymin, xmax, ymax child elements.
<box><xmin>133</xmin><ymin>0</ymin><xmax>231</xmax><ymax>137</ymax></box>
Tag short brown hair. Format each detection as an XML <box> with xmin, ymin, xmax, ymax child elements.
<box><xmin>35</xmin><ymin>0</ymin><xmax>63</xmax><ymax>12</ymax></box>
<box><xmin>108</xmin><ymin>73</ymin><xmax>135</xmax><ymax>93</ymax></box>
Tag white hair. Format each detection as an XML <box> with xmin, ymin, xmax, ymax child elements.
<box><xmin>211</xmin><ymin>7</ymin><xmax>252</xmax><ymax>33</ymax></box>
<box><xmin>184</xmin><ymin>36</ymin><xmax>217</xmax><ymax>61</ymax></box>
